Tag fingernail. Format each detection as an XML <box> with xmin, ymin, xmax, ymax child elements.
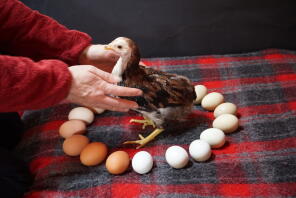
<box><xmin>133</xmin><ymin>104</ymin><xmax>139</xmax><ymax>109</ymax></box>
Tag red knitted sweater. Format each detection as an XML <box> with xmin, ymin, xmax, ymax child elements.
<box><xmin>0</xmin><ymin>0</ymin><xmax>92</xmax><ymax>112</ymax></box>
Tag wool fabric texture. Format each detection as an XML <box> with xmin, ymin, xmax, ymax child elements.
<box><xmin>17</xmin><ymin>49</ymin><xmax>296</xmax><ymax>198</ymax></box>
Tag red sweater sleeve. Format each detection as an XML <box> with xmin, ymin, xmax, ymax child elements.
<box><xmin>0</xmin><ymin>55</ymin><xmax>72</xmax><ymax>112</ymax></box>
<box><xmin>0</xmin><ymin>0</ymin><xmax>92</xmax><ymax>65</ymax></box>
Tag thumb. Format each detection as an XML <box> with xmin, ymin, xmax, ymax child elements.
<box><xmin>89</xmin><ymin>67</ymin><xmax>120</xmax><ymax>83</ymax></box>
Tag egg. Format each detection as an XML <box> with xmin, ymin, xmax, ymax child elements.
<box><xmin>106</xmin><ymin>151</ymin><xmax>130</xmax><ymax>175</ymax></box>
<box><xmin>68</xmin><ymin>107</ymin><xmax>95</xmax><ymax>125</ymax></box>
<box><xmin>92</xmin><ymin>107</ymin><xmax>105</xmax><ymax>114</ymax></box>
<box><xmin>80</xmin><ymin>142</ymin><xmax>108</xmax><ymax>166</ymax></box>
<box><xmin>165</xmin><ymin>146</ymin><xmax>189</xmax><ymax>169</ymax></box>
<box><xmin>189</xmin><ymin>140</ymin><xmax>212</xmax><ymax>162</ymax></box>
<box><xmin>213</xmin><ymin>114</ymin><xmax>239</xmax><ymax>133</ymax></box>
<box><xmin>201</xmin><ymin>92</ymin><xmax>224</xmax><ymax>111</ymax></box>
<box><xmin>194</xmin><ymin>85</ymin><xmax>207</xmax><ymax>104</ymax></box>
<box><xmin>214</xmin><ymin>102</ymin><xmax>237</xmax><ymax>118</ymax></box>
<box><xmin>200</xmin><ymin>128</ymin><xmax>226</xmax><ymax>148</ymax></box>
<box><xmin>62</xmin><ymin>135</ymin><xmax>89</xmax><ymax>156</ymax></box>
<box><xmin>59</xmin><ymin>120</ymin><xmax>86</xmax><ymax>138</ymax></box>
<box><xmin>132</xmin><ymin>151</ymin><xmax>153</xmax><ymax>174</ymax></box>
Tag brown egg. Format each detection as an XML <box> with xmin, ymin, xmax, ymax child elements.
<box><xmin>80</xmin><ymin>142</ymin><xmax>108</xmax><ymax>166</ymax></box>
<box><xmin>59</xmin><ymin>120</ymin><xmax>86</xmax><ymax>138</ymax></box>
<box><xmin>106</xmin><ymin>151</ymin><xmax>130</xmax><ymax>175</ymax></box>
<box><xmin>62</xmin><ymin>135</ymin><xmax>89</xmax><ymax>156</ymax></box>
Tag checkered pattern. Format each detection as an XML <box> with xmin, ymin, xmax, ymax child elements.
<box><xmin>16</xmin><ymin>49</ymin><xmax>296</xmax><ymax>198</ymax></box>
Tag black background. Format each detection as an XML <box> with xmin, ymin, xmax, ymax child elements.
<box><xmin>21</xmin><ymin>0</ymin><xmax>296</xmax><ymax>57</ymax></box>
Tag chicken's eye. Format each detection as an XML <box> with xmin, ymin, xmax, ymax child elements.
<box><xmin>117</xmin><ymin>45</ymin><xmax>122</xmax><ymax>49</ymax></box>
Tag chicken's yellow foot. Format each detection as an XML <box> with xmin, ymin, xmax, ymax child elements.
<box><xmin>129</xmin><ymin>118</ymin><xmax>156</xmax><ymax>129</ymax></box>
<box><xmin>123</xmin><ymin>128</ymin><xmax>164</xmax><ymax>149</ymax></box>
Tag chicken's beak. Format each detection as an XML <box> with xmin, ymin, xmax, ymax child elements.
<box><xmin>104</xmin><ymin>45</ymin><xmax>115</xmax><ymax>51</ymax></box>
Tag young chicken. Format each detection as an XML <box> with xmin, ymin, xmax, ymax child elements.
<box><xmin>105</xmin><ymin>37</ymin><xmax>196</xmax><ymax>148</ymax></box>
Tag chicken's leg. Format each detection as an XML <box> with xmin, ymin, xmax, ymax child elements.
<box><xmin>129</xmin><ymin>118</ymin><xmax>156</xmax><ymax>129</ymax></box>
<box><xmin>123</xmin><ymin>128</ymin><xmax>164</xmax><ymax>149</ymax></box>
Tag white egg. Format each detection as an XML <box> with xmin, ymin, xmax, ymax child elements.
<box><xmin>201</xmin><ymin>92</ymin><xmax>224</xmax><ymax>111</ymax></box>
<box><xmin>200</xmin><ymin>128</ymin><xmax>226</xmax><ymax>148</ymax></box>
<box><xmin>92</xmin><ymin>107</ymin><xmax>105</xmax><ymax>114</ymax></box>
<box><xmin>189</xmin><ymin>140</ymin><xmax>212</xmax><ymax>162</ymax></box>
<box><xmin>213</xmin><ymin>114</ymin><xmax>239</xmax><ymax>133</ymax></box>
<box><xmin>194</xmin><ymin>85</ymin><xmax>207</xmax><ymax>104</ymax></box>
<box><xmin>68</xmin><ymin>107</ymin><xmax>95</xmax><ymax>125</ymax></box>
<box><xmin>214</xmin><ymin>102</ymin><xmax>237</xmax><ymax>118</ymax></box>
<box><xmin>132</xmin><ymin>151</ymin><xmax>153</xmax><ymax>174</ymax></box>
<box><xmin>165</xmin><ymin>146</ymin><xmax>189</xmax><ymax>169</ymax></box>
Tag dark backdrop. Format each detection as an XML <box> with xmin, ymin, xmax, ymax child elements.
<box><xmin>21</xmin><ymin>0</ymin><xmax>296</xmax><ymax>57</ymax></box>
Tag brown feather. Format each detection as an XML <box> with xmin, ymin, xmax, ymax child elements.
<box><xmin>120</xmin><ymin>38</ymin><xmax>196</xmax><ymax>127</ymax></box>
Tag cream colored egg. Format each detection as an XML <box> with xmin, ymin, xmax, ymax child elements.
<box><xmin>214</xmin><ymin>102</ymin><xmax>237</xmax><ymax>118</ymax></box>
<box><xmin>213</xmin><ymin>114</ymin><xmax>239</xmax><ymax>133</ymax></box>
<box><xmin>68</xmin><ymin>107</ymin><xmax>94</xmax><ymax>125</ymax></box>
<box><xmin>194</xmin><ymin>85</ymin><xmax>207</xmax><ymax>104</ymax></box>
<box><xmin>92</xmin><ymin>107</ymin><xmax>105</xmax><ymax>114</ymax></box>
<box><xmin>201</xmin><ymin>92</ymin><xmax>224</xmax><ymax>111</ymax></box>
<box><xmin>200</xmin><ymin>128</ymin><xmax>225</xmax><ymax>148</ymax></box>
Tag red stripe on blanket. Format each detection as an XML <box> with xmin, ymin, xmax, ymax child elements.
<box><xmin>213</xmin><ymin>137</ymin><xmax>296</xmax><ymax>158</ymax></box>
<box><xmin>289</xmin><ymin>101</ymin><xmax>296</xmax><ymax>110</ymax></box>
<box><xmin>24</xmin><ymin>182</ymin><xmax>296</xmax><ymax>198</ymax></box>
<box><xmin>111</xmin><ymin>183</ymin><xmax>140</xmax><ymax>198</ymax></box>
<box><xmin>29</xmin><ymin>156</ymin><xmax>68</xmax><ymax>174</ymax></box>
<box><xmin>25</xmin><ymin>185</ymin><xmax>111</xmax><ymax>198</ymax></box>
<box><xmin>264</xmin><ymin>53</ymin><xmax>296</xmax><ymax>61</ymax></box>
<box><xmin>24</xmin><ymin>120</ymin><xmax>65</xmax><ymax>138</ymax></box>
<box><xmin>143</xmin><ymin>56</ymin><xmax>264</xmax><ymax>67</ymax></box>
<box><xmin>219</xmin><ymin>184</ymin><xmax>251</xmax><ymax>196</ymax></box>
<box><xmin>238</xmin><ymin>102</ymin><xmax>296</xmax><ymax>116</ymax></box>
<box><xmin>143</xmin><ymin>53</ymin><xmax>296</xmax><ymax>68</ymax></box>
<box><xmin>220</xmin><ymin>183</ymin><xmax>296</xmax><ymax>197</ymax></box>
<box><xmin>201</xmin><ymin>74</ymin><xmax>296</xmax><ymax>89</ymax></box>
<box><xmin>276</xmin><ymin>74</ymin><xmax>296</xmax><ymax>81</ymax></box>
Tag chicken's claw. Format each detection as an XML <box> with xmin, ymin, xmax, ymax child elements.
<box><xmin>129</xmin><ymin>118</ymin><xmax>156</xmax><ymax>129</ymax></box>
<box><xmin>123</xmin><ymin>128</ymin><xmax>164</xmax><ymax>149</ymax></box>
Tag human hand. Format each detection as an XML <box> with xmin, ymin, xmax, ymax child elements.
<box><xmin>79</xmin><ymin>44</ymin><xmax>119</xmax><ymax>73</ymax></box>
<box><xmin>66</xmin><ymin>65</ymin><xmax>142</xmax><ymax>112</ymax></box>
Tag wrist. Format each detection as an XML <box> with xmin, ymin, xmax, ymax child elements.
<box><xmin>79</xmin><ymin>45</ymin><xmax>92</xmax><ymax>65</ymax></box>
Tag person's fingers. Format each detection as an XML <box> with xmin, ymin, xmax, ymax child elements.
<box><xmin>99</xmin><ymin>95</ymin><xmax>139</xmax><ymax>109</ymax></box>
<box><xmin>107</xmin><ymin>106</ymin><xmax>130</xmax><ymax>112</ymax></box>
<box><xmin>92</xmin><ymin>103</ymin><xmax>129</xmax><ymax>112</ymax></box>
<box><xmin>102</xmin><ymin>82</ymin><xmax>143</xmax><ymax>97</ymax></box>
<box><xmin>89</xmin><ymin>67</ymin><xmax>120</xmax><ymax>83</ymax></box>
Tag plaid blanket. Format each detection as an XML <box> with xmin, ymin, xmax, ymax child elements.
<box><xmin>17</xmin><ymin>49</ymin><xmax>296</xmax><ymax>198</ymax></box>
